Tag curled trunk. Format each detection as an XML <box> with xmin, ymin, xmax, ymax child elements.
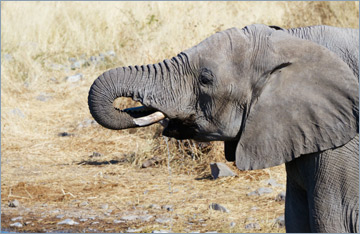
<box><xmin>88</xmin><ymin>54</ymin><xmax>188</xmax><ymax>130</ymax></box>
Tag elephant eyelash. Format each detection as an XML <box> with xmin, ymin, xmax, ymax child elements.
<box><xmin>270</xmin><ymin>62</ymin><xmax>292</xmax><ymax>75</ymax></box>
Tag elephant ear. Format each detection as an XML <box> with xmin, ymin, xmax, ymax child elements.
<box><xmin>235</xmin><ymin>30</ymin><xmax>358</xmax><ymax>170</ymax></box>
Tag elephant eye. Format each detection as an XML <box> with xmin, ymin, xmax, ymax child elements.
<box><xmin>199</xmin><ymin>68</ymin><xmax>214</xmax><ymax>86</ymax></box>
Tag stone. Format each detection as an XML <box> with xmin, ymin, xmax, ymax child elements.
<box><xmin>140</xmin><ymin>215</ymin><xmax>153</xmax><ymax>222</ymax></box>
<box><xmin>107</xmin><ymin>51</ymin><xmax>116</xmax><ymax>57</ymax></box>
<box><xmin>49</xmin><ymin>63</ymin><xmax>64</xmax><ymax>71</ymax></box>
<box><xmin>142</xmin><ymin>156</ymin><xmax>161</xmax><ymax>168</ymax></box>
<box><xmin>155</xmin><ymin>217</ymin><xmax>171</xmax><ymax>224</ymax></box>
<box><xmin>149</xmin><ymin>204</ymin><xmax>161</xmax><ymax>209</ymax></box>
<box><xmin>79</xmin><ymin>218</ymin><xmax>88</xmax><ymax>222</ymax></box>
<box><xmin>275</xmin><ymin>215</ymin><xmax>285</xmax><ymax>228</ymax></box>
<box><xmin>247</xmin><ymin>187</ymin><xmax>273</xmax><ymax>196</ymax></box>
<box><xmin>58</xmin><ymin>132</ymin><xmax>74</xmax><ymax>137</ymax></box>
<box><xmin>8</xmin><ymin>200</ymin><xmax>20</xmax><ymax>207</ymax></box>
<box><xmin>57</xmin><ymin>219</ymin><xmax>79</xmax><ymax>225</ymax></box>
<box><xmin>80</xmin><ymin>201</ymin><xmax>89</xmax><ymax>207</ymax></box>
<box><xmin>90</xmin><ymin>152</ymin><xmax>102</xmax><ymax>158</ymax></box>
<box><xmin>210</xmin><ymin>162</ymin><xmax>236</xmax><ymax>179</ymax></box>
<box><xmin>56</xmin><ymin>214</ymin><xmax>65</xmax><ymax>219</ymax></box>
<box><xmin>78</xmin><ymin>119</ymin><xmax>98</xmax><ymax>128</ymax></box>
<box><xmin>257</xmin><ymin>187</ymin><xmax>273</xmax><ymax>195</ymax></box>
<box><xmin>265</xmin><ymin>178</ymin><xmax>284</xmax><ymax>187</ymax></box>
<box><xmin>120</xmin><ymin>215</ymin><xmax>139</xmax><ymax>221</ymax></box>
<box><xmin>230</xmin><ymin>221</ymin><xmax>236</xmax><ymax>228</ymax></box>
<box><xmin>162</xmin><ymin>205</ymin><xmax>173</xmax><ymax>211</ymax></box>
<box><xmin>65</xmin><ymin>73</ymin><xmax>83</xmax><ymax>83</ymax></box>
<box><xmin>127</xmin><ymin>228</ymin><xmax>143</xmax><ymax>233</ymax></box>
<box><xmin>10</xmin><ymin>222</ymin><xmax>22</xmax><ymax>228</ymax></box>
<box><xmin>100</xmin><ymin>203</ymin><xmax>109</xmax><ymax>209</ymax></box>
<box><xmin>10</xmin><ymin>108</ymin><xmax>25</xmax><ymax>118</ymax></box>
<box><xmin>245</xmin><ymin>222</ymin><xmax>261</xmax><ymax>230</ymax></box>
<box><xmin>209</xmin><ymin>203</ymin><xmax>230</xmax><ymax>213</ymax></box>
<box><xmin>36</xmin><ymin>93</ymin><xmax>52</xmax><ymax>102</ymax></box>
<box><xmin>114</xmin><ymin>219</ymin><xmax>125</xmax><ymax>224</ymax></box>
<box><xmin>275</xmin><ymin>191</ymin><xmax>286</xmax><ymax>202</ymax></box>
<box><xmin>152</xmin><ymin>230</ymin><xmax>169</xmax><ymax>233</ymax></box>
<box><xmin>4</xmin><ymin>53</ymin><xmax>13</xmax><ymax>61</ymax></box>
<box><xmin>68</xmin><ymin>57</ymin><xmax>77</xmax><ymax>63</ymax></box>
<box><xmin>11</xmin><ymin>217</ymin><xmax>23</xmax><ymax>221</ymax></box>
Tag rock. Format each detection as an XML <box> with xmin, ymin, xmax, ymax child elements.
<box><xmin>11</xmin><ymin>217</ymin><xmax>23</xmax><ymax>221</ymax></box>
<box><xmin>10</xmin><ymin>222</ymin><xmax>22</xmax><ymax>228</ymax></box>
<box><xmin>8</xmin><ymin>200</ymin><xmax>20</xmax><ymax>207</ymax></box>
<box><xmin>247</xmin><ymin>187</ymin><xmax>273</xmax><ymax>196</ymax></box>
<box><xmin>114</xmin><ymin>219</ymin><xmax>125</xmax><ymax>224</ymax></box>
<box><xmin>230</xmin><ymin>221</ymin><xmax>236</xmax><ymax>228</ymax></box>
<box><xmin>106</xmin><ymin>51</ymin><xmax>116</xmax><ymax>57</ymax></box>
<box><xmin>71</xmin><ymin>59</ymin><xmax>89</xmax><ymax>70</ymax></box>
<box><xmin>4</xmin><ymin>53</ymin><xmax>13</xmax><ymax>61</ymax></box>
<box><xmin>258</xmin><ymin>187</ymin><xmax>273</xmax><ymax>195</ymax></box>
<box><xmin>210</xmin><ymin>162</ymin><xmax>236</xmax><ymax>179</ymax></box>
<box><xmin>275</xmin><ymin>215</ymin><xmax>285</xmax><ymax>228</ymax></box>
<box><xmin>56</xmin><ymin>214</ymin><xmax>65</xmax><ymax>219</ymax></box>
<box><xmin>10</xmin><ymin>108</ymin><xmax>25</xmax><ymax>118</ymax></box>
<box><xmin>152</xmin><ymin>230</ymin><xmax>169</xmax><ymax>233</ymax></box>
<box><xmin>49</xmin><ymin>63</ymin><xmax>64</xmax><ymax>71</ymax></box>
<box><xmin>127</xmin><ymin>228</ymin><xmax>143</xmax><ymax>233</ymax></box>
<box><xmin>275</xmin><ymin>191</ymin><xmax>286</xmax><ymax>202</ymax></box>
<box><xmin>78</xmin><ymin>119</ymin><xmax>98</xmax><ymax>128</ymax></box>
<box><xmin>120</xmin><ymin>215</ymin><xmax>139</xmax><ymax>221</ymax></box>
<box><xmin>91</xmin><ymin>221</ymin><xmax>99</xmax><ymax>225</ymax></box>
<box><xmin>58</xmin><ymin>132</ymin><xmax>74</xmax><ymax>137</ymax></box>
<box><xmin>155</xmin><ymin>217</ymin><xmax>171</xmax><ymax>224</ymax></box>
<box><xmin>149</xmin><ymin>204</ymin><xmax>161</xmax><ymax>209</ymax></box>
<box><xmin>65</xmin><ymin>73</ymin><xmax>83</xmax><ymax>83</ymax></box>
<box><xmin>141</xmin><ymin>156</ymin><xmax>161</xmax><ymax>168</ymax></box>
<box><xmin>36</xmin><ymin>93</ymin><xmax>52</xmax><ymax>102</ymax></box>
<box><xmin>57</xmin><ymin>219</ymin><xmax>79</xmax><ymax>225</ymax></box>
<box><xmin>79</xmin><ymin>201</ymin><xmax>89</xmax><ymax>207</ymax></box>
<box><xmin>250</xmin><ymin>206</ymin><xmax>259</xmax><ymax>211</ymax></box>
<box><xmin>68</xmin><ymin>57</ymin><xmax>77</xmax><ymax>63</ymax></box>
<box><xmin>247</xmin><ymin>191</ymin><xmax>258</xmax><ymax>196</ymax></box>
<box><xmin>162</xmin><ymin>205</ymin><xmax>173</xmax><ymax>211</ymax></box>
<box><xmin>140</xmin><ymin>215</ymin><xmax>153</xmax><ymax>222</ymax></box>
<box><xmin>265</xmin><ymin>179</ymin><xmax>284</xmax><ymax>187</ymax></box>
<box><xmin>79</xmin><ymin>218</ymin><xmax>88</xmax><ymax>222</ymax></box>
<box><xmin>245</xmin><ymin>222</ymin><xmax>261</xmax><ymax>230</ymax></box>
<box><xmin>100</xmin><ymin>203</ymin><xmax>109</xmax><ymax>209</ymax></box>
<box><xmin>90</xmin><ymin>152</ymin><xmax>102</xmax><ymax>158</ymax></box>
<box><xmin>205</xmin><ymin>231</ymin><xmax>217</xmax><ymax>233</ymax></box>
<box><xmin>209</xmin><ymin>203</ymin><xmax>230</xmax><ymax>213</ymax></box>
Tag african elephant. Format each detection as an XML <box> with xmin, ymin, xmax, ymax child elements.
<box><xmin>88</xmin><ymin>24</ymin><xmax>359</xmax><ymax>233</ymax></box>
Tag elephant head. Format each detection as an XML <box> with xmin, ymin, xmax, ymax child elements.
<box><xmin>88</xmin><ymin>24</ymin><xmax>358</xmax><ymax>170</ymax></box>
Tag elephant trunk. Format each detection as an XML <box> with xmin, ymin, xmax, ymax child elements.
<box><xmin>88</xmin><ymin>54</ymin><xmax>188</xmax><ymax>130</ymax></box>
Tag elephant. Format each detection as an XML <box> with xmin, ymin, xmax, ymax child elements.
<box><xmin>88</xmin><ymin>24</ymin><xmax>359</xmax><ymax>233</ymax></box>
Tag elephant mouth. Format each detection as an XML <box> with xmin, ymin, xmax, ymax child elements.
<box><xmin>121</xmin><ymin>106</ymin><xmax>166</xmax><ymax>127</ymax></box>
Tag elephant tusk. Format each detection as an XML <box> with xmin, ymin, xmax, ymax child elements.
<box><xmin>133</xmin><ymin>111</ymin><xmax>166</xmax><ymax>126</ymax></box>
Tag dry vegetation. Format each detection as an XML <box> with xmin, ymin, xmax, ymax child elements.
<box><xmin>1</xmin><ymin>1</ymin><xmax>358</xmax><ymax>233</ymax></box>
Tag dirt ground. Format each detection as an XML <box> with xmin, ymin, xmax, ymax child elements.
<box><xmin>1</xmin><ymin>150</ymin><xmax>287</xmax><ymax>233</ymax></box>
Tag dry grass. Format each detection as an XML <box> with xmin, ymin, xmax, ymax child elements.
<box><xmin>1</xmin><ymin>1</ymin><xmax>358</xmax><ymax>233</ymax></box>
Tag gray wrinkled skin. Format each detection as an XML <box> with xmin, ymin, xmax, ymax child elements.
<box><xmin>88</xmin><ymin>24</ymin><xmax>359</xmax><ymax>232</ymax></box>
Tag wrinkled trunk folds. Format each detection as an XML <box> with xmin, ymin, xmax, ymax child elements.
<box><xmin>88</xmin><ymin>54</ymin><xmax>187</xmax><ymax>130</ymax></box>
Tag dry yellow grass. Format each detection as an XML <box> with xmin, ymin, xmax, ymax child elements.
<box><xmin>1</xmin><ymin>1</ymin><xmax>358</xmax><ymax>233</ymax></box>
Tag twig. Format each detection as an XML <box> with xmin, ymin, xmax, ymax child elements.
<box><xmin>61</xmin><ymin>188</ymin><xmax>76</xmax><ymax>198</ymax></box>
<box><xmin>24</xmin><ymin>187</ymin><xmax>33</xmax><ymax>199</ymax></box>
